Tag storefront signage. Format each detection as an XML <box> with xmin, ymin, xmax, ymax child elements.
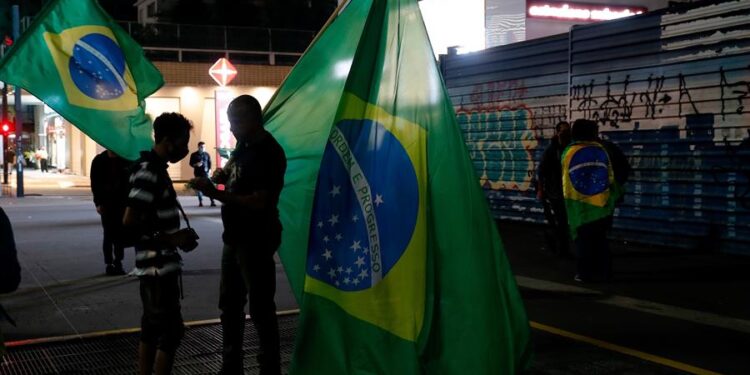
<box><xmin>527</xmin><ymin>2</ymin><xmax>646</xmax><ymax>21</ymax></box>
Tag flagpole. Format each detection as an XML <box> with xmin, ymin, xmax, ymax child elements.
<box><xmin>12</xmin><ymin>4</ymin><xmax>23</xmax><ymax>197</ymax></box>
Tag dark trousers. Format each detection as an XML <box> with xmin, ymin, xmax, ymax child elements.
<box><xmin>542</xmin><ymin>198</ymin><xmax>571</xmax><ymax>257</ymax></box>
<box><xmin>139</xmin><ymin>274</ymin><xmax>184</xmax><ymax>354</ymax></box>
<box><xmin>101</xmin><ymin>206</ymin><xmax>125</xmax><ymax>265</ymax></box>
<box><xmin>196</xmin><ymin>190</ymin><xmax>214</xmax><ymax>205</ymax></box>
<box><xmin>220</xmin><ymin>243</ymin><xmax>280</xmax><ymax>375</ymax></box>
<box><xmin>575</xmin><ymin>218</ymin><xmax>612</xmax><ymax>281</ymax></box>
<box><xmin>40</xmin><ymin>159</ymin><xmax>48</xmax><ymax>172</ymax></box>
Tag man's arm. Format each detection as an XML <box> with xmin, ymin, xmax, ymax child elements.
<box><xmin>0</xmin><ymin>208</ymin><xmax>21</xmax><ymax>294</ymax></box>
<box><xmin>90</xmin><ymin>156</ymin><xmax>103</xmax><ymax>209</ymax></box>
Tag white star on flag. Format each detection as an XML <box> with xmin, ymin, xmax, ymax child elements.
<box><xmin>358</xmin><ymin>269</ymin><xmax>369</xmax><ymax>279</ymax></box>
<box><xmin>330</xmin><ymin>185</ymin><xmax>341</xmax><ymax>197</ymax></box>
<box><xmin>352</xmin><ymin>214</ymin><xmax>359</xmax><ymax>222</ymax></box>
<box><xmin>345</xmin><ymin>267</ymin><xmax>353</xmax><ymax>275</ymax></box>
<box><xmin>328</xmin><ymin>214</ymin><xmax>339</xmax><ymax>226</ymax></box>
<box><xmin>350</xmin><ymin>240</ymin><xmax>361</xmax><ymax>252</ymax></box>
<box><xmin>337</xmin><ymin>266</ymin><xmax>344</xmax><ymax>273</ymax></box>
<box><xmin>322</xmin><ymin>249</ymin><xmax>333</xmax><ymax>260</ymax></box>
<box><xmin>323</xmin><ymin>235</ymin><xmax>330</xmax><ymax>243</ymax></box>
<box><xmin>313</xmin><ymin>264</ymin><xmax>321</xmax><ymax>272</ymax></box>
<box><xmin>355</xmin><ymin>256</ymin><xmax>366</xmax><ymax>267</ymax></box>
<box><xmin>317</xmin><ymin>221</ymin><xmax>324</xmax><ymax>228</ymax></box>
<box><xmin>374</xmin><ymin>194</ymin><xmax>384</xmax><ymax>206</ymax></box>
<box><xmin>353</xmin><ymin>278</ymin><xmax>360</xmax><ymax>285</ymax></box>
<box><xmin>344</xmin><ymin>277</ymin><xmax>351</xmax><ymax>284</ymax></box>
<box><xmin>328</xmin><ymin>268</ymin><xmax>337</xmax><ymax>278</ymax></box>
<box><xmin>335</xmin><ymin>233</ymin><xmax>343</xmax><ymax>241</ymax></box>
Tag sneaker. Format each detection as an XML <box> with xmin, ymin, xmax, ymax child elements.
<box><xmin>210</xmin><ymin>202</ymin><xmax>216</xmax><ymax>207</ymax></box>
<box><xmin>574</xmin><ymin>274</ymin><xmax>584</xmax><ymax>283</ymax></box>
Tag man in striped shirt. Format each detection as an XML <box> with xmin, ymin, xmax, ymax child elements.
<box><xmin>123</xmin><ymin>112</ymin><xmax>199</xmax><ymax>375</ymax></box>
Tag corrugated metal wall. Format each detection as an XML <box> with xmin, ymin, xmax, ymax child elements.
<box><xmin>441</xmin><ymin>0</ymin><xmax>750</xmax><ymax>254</ymax></box>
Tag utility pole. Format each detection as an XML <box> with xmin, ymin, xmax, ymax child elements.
<box><xmin>1</xmin><ymin>44</ymin><xmax>7</xmax><ymax>185</ymax></box>
<box><xmin>12</xmin><ymin>4</ymin><xmax>22</xmax><ymax>197</ymax></box>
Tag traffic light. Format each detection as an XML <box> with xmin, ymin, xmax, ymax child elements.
<box><xmin>1</xmin><ymin>120</ymin><xmax>13</xmax><ymax>135</ymax></box>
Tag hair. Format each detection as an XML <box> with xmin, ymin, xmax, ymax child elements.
<box><xmin>571</xmin><ymin>119</ymin><xmax>598</xmax><ymax>141</ymax></box>
<box><xmin>227</xmin><ymin>95</ymin><xmax>263</xmax><ymax>126</ymax></box>
<box><xmin>197</xmin><ymin>141</ymin><xmax>205</xmax><ymax>147</ymax></box>
<box><xmin>153</xmin><ymin>112</ymin><xmax>192</xmax><ymax>144</ymax></box>
<box><xmin>555</xmin><ymin>121</ymin><xmax>570</xmax><ymax>132</ymax></box>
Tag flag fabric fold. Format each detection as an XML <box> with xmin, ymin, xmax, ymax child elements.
<box><xmin>0</xmin><ymin>0</ymin><xmax>163</xmax><ymax>160</ymax></box>
<box><xmin>265</xmin><ymin>0</ymin><xmax>531</xmax><ymax>373</ymax></box>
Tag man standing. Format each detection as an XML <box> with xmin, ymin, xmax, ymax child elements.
<box><xmin>4</xmin><ymin>146</ymin><xmax>14</xmax><ymax>176</ymax></box>
<box><xmin>90</xmin><ymin>149</ymin><xmax>132</xmax><ymax>275</ymax></box>
<box><xmin>123</xmin><ymin>112</ymin><xmax>199</xmax><ymax>375</ymax></box>
<box><xmin>36</xmin><ymin>147</ymin><xmax>49</xmax><ymax>173</ymax></box>
<box><xmin>537</xmin><ymin>121</ymin><xmax>572</xmax><ymax>258</ymax></box>
<box><xmin>193</xmin><ymin>95</ymin><xmax>286</xmax><ymax>375</ymax></box>
<box><xmin>189</xmin><ymin>141</ymin><xmax>215</xmax><ymax>207</ymax></box>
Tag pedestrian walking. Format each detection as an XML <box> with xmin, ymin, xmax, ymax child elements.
<box><xmin>122</xmin><ymin>112</ymin><xmax>200</xmax><ymax>375</ymax></box>
<box><xmin>537</xmin><ymin>121</ymin><xmax>573</xmax><ymax>258</ymax></box>
<box><xmin>90</xmin><ymin>149</ymin><xmax>132</xmax><ymax>276</ymax></box>
<box><xmin>189</xmin><ymin>141</ymin><xmax>215</xmax><ymax>207</ymax></box>
<box><xmin>193</xmin><ymin>95</ymin><xmax>286</xmax><ymax>375</ymax></box>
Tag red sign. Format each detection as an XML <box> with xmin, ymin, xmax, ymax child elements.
<box><xmin>208</xmin><ymin>58</ymin><xmax>238</xmax><ymax>87</ymax></box>
<box><xmin>527</xmin><ymin>2</ymin><xmax>646</xmax><ymax>22</ymax></box>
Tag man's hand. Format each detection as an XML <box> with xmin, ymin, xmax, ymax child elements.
<box><xmin>211</xmin><ymin>168</ymin><xmax>228</xmax><ymax>185</ymax></box>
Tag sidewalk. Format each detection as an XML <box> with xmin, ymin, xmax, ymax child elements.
<box><xmin>1</xmin><ymin>169</ymin><xmax>193</xmax><ymax>197</ymax></box>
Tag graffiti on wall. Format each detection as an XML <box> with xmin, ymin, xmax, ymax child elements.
<box><xmin>455</xmin><ymin>104</ymin><xmax>568</xmax><ymax>192</ymax></box>
<box><xmin>570</xmin><ymin>65</ymin><xmax>750</xmax><ymax>130</ymax></box>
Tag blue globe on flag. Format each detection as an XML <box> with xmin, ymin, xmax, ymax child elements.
<box><xmin>69</xmin><ymin>33</ymin><xmax>127</xmax><ymax>100</ymax></box>
<box><xmin>569</xmin><ymin>145</ymin><xmax>610</xmax><ymax>196</ymax></box>
<box><xmin>307</xmin><ymin>119</ymin><xmax>419</xmax><ymax>292</ymax></box>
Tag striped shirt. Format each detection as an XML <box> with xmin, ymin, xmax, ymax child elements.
<box><xmin>127</xmin><ymin>150</ymin><xmax>182</xmax><ymax>277</ymax></box>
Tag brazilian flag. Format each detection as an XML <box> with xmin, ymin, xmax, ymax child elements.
<box><xmin>264</xmin><ymin>0</ymin><xmax>531</xmax><ymax>373</ymax></box>
<box><xmin>562</xmin><ymin>141</ymin><xmax>623</xmax><ymax>238</ymax></box>
<box><xmin>0</xmin><ymin>0</ymin><xmax>163</xmax><ymax>160</ymax></box>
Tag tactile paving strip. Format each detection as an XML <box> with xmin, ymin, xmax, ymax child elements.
<box><xmin>1</xmin><ymin>314</ymin><xmax>298</xmax><ymax>375</ymax></box>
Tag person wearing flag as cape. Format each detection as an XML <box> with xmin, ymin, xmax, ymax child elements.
<box><xmin>192</xmin><ymin>95</ymin><xmax>287</xmax><ymax>375</ymax></box>
<box><xmin>563</xmin><ymin>119</ymin><xmax>627</xmax><ymax>282</ymax></box>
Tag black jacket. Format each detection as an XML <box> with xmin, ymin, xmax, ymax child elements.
<box><xmin>0</xmin><ymin>207</ymin><xmax>20</xmax><ymax>294</ymax></box>
<box><xmin>90</xmin><ymin>151</ymin><xmax>133</xmax><ymax>208</ymax></box>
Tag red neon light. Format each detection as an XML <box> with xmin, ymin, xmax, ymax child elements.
<box><xmin>208</xmin><ymin>58</ymin><xmax>238</xmax><ymax>87</ymax></box>
<box><xmin>527</xmin><ymin>2</ymin><xmax>646</xmax><ymax>22</ymax></box>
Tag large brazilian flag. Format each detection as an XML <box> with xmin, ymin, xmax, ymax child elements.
<box><xmin>264</xmin><ymin>0</ymin><xmax>531</xmax><ymax>373</ymax></box>
<box><xmin>0</xmin><ymin>0</ymin><xmax>163</xmax><ymax>160</ymax></box>
<box><xmin>562</xmin><ymin>141</ymin><xmax>623</xmax><ymax>238</ymax></box>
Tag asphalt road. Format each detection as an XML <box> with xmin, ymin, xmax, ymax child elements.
<box><xmin>2</xmin><ymin>194</ymin><xmax>749</xmax><ymax>374</ymax></box>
